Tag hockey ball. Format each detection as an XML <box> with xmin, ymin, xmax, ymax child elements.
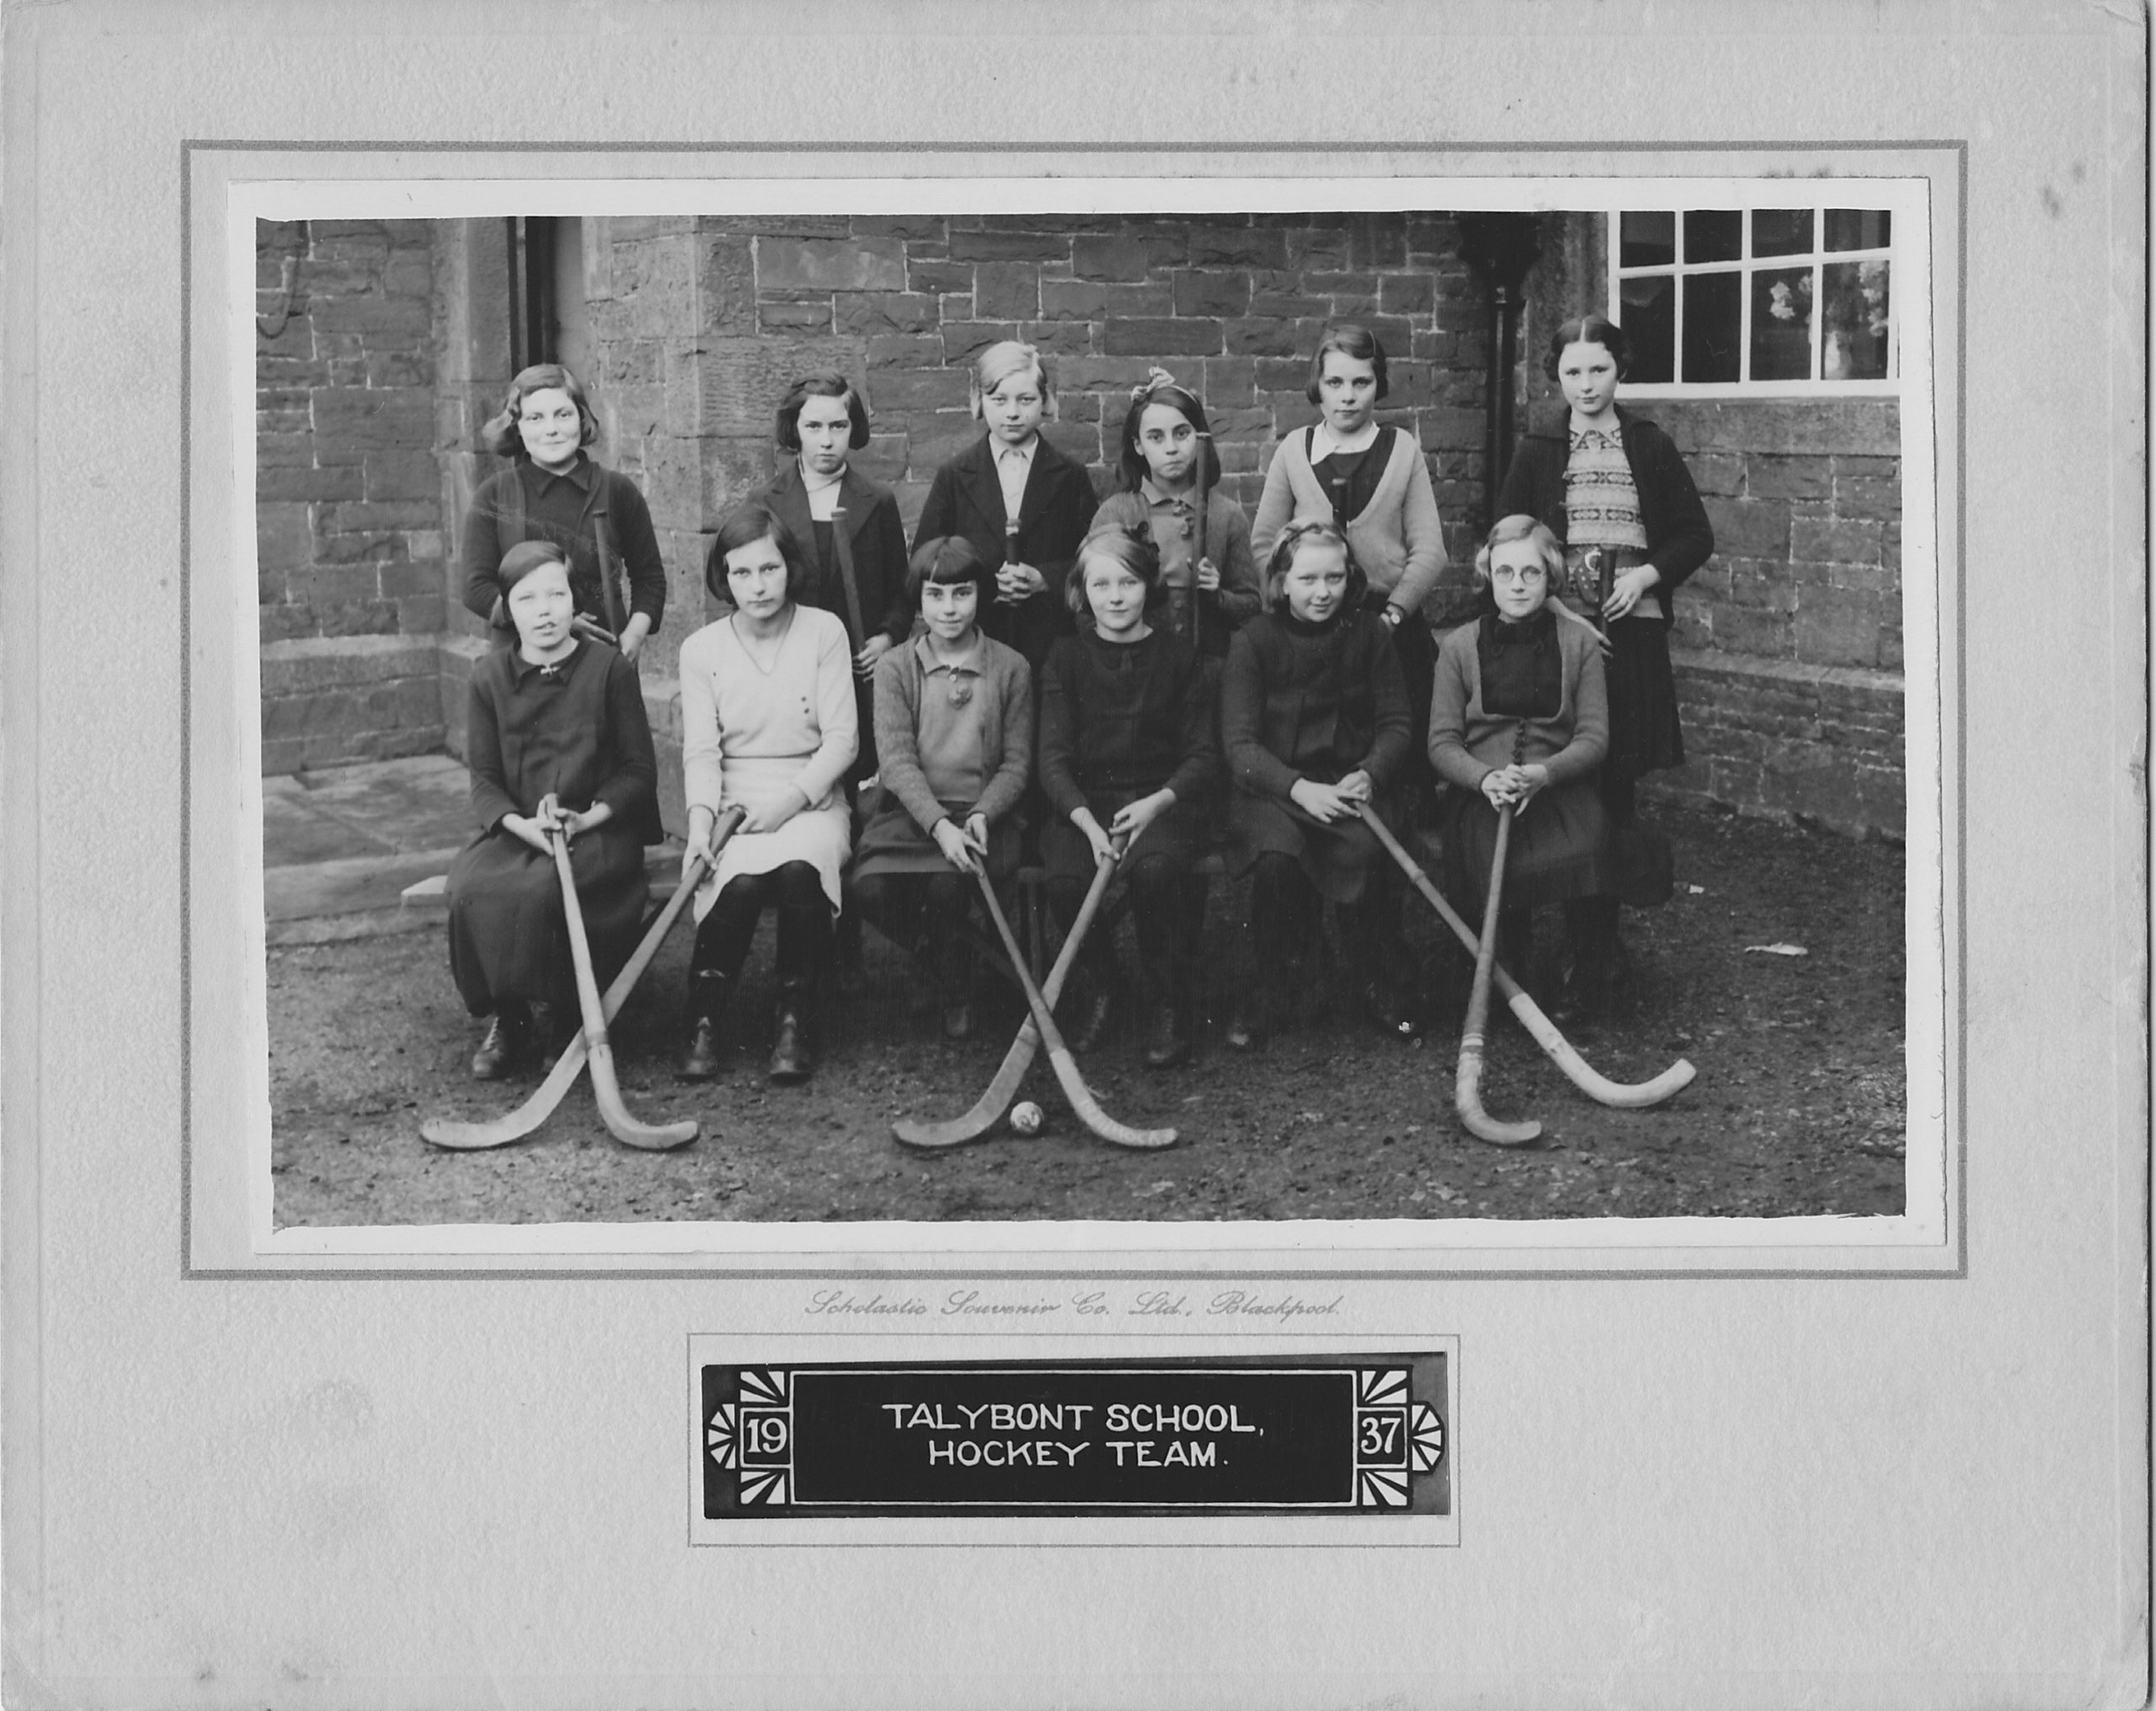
<box><xmin>1009</xmin><ymin>1101</ymin><xmax>1044</xmax><ymax>1136</ymax></box>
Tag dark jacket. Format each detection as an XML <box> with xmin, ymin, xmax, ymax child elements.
<box><xmin>761</xmin><ymin>461</ymin><xmax>913</xmax><ymax>648</ymax></box>
<box><xmin>1220</xmin><ymin>610</ymin><xmax>1412</xmax><ymax>802</ymax></box>
<box><xmin>1036</xmin><ymin>628</ymin><xmax>1217</xmax><ymax>817</ymax></box>
<box><xmin>465</xmin><ymin>639</ymin><xmax>662</xmax><ymax>846</ymax></box>
<box><xmin>1495</xmin><ymin>407</ymin><xmax>1714</xmax><ymax>622</ymax></box>
<box><xmin>461</xmin><ymin>455</ymin><xmax>668</xmax><ymax>637</ymax></box>
<box><xmin>912</xmin><ymin>433</ymin><xmax>1100</xmax><ymax>670</ymax></box>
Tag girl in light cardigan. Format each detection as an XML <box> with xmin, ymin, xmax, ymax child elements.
<box><xmin>1250</xmin><ymin>322</ymin><xmax>1449</xmax><ymax>671</ymax></box>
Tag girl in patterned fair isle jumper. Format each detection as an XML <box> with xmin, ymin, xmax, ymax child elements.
<box><xmin>1496</xmin><ymin>312</ymin><xmax>1715</xmax><ymax>1015</ymax></box>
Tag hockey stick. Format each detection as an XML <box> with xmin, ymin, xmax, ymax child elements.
<box><xmin>1454</xmin><ymin>802</ymin><xmax>1541</xmax><ymax>1146</ymax></box>
<box><xmin>422</xmin><ymin>808</ymin><xmax>743</xmax><ymax>1150</ymax></box>
<box><xmin>1358</xmin><ymin>803</ymin><xmax>1695</xmax><ymax>1109</ymax></box>
<box><xmin>892</xmin><ymin>835</ymin><xmax>1125</xmax><ymax>1149</ymax></box>
<box><xmin>974</xmin><ymin>869</ymin><xmax>1177</xmax><ymax>1150</ymax></box>
<box><xmin>554</xmin><ymin>825</ymin><xmax>698</xmax><ymax>1150</ymax></box>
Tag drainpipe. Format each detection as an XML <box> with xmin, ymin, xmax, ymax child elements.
<box><xmin>1457</xmin><ymin>214</ymin><xmax>1543</xmax><ymax>531</ymax></box>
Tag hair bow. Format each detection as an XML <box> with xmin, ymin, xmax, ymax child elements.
<box><xmin>1129</xmin><ymin>365</ymin><xmax>1180</xmax><ymax>404</ymax></box>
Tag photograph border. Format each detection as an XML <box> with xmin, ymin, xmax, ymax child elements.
<box><xmin>192</xmin><ymin>141</ymin><xmax>1961</xmax><ymax>1282</ymax></box>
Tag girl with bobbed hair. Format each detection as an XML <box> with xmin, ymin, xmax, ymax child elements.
<box><xmin>849</xmin><ymin>536</ymin><xmax>1033</xmax><ymax>1041</ymax></box>
<box><xmin>755</xmin><ymin>371</ymin><xmax>913</xmax><ymax>781</ymax></box>
<box><xmin>1034</xmin><ymin>522</ymin><xmax>1219</xmax><ymax>1066</ymax></box>
<box><xmin>673</xmin><ymin>501</ymin><xmax>858</xmax><ymax>1085</ymax></box>
<box><xmin>445</xmin><ymin>540</ymin><xmax>661</xmax><ymax>1079</ymax></box>
<box><xmin>1428</xmin><ymin>514</ymin><xmax>1617</xmax><ymax>1012</ymax></box>
<box><xmin>1494</xmin><ymin>311</ymin><xmax>1714</xmax><ymax>1008</ymax></box>
<box><xmin>1091</xmin><ymin>368</ymin><xmax>1261</xmax><ymax>658</ymax></box>
<box><xmin>910</xmin><ymin>340</ymin><xmax>1099</xmax><ymax>674</ymax></box>
<box><xmin>461</xmin><ymin>362</ymin><xmax>669</xmax><ymax>662</ymax></box>
<box><xmin>1249</xmin><ymin>322</ymin><xmax>1451</xmax><ymax>807</ymax></box>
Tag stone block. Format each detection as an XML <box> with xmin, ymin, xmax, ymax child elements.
<box><xmin>948</xmin><ymin>230</ymin><xmax>1070</xmax><ymax>264</ymax></box>
<box><xmin>1104</xmin><ymin>317</ymin><xmax>1223</xmax><ymax>357</ymax></box>
<box><xmin>1833</xmin><ymin>473</ymin><xmax>1902</xmax><ymax>520</ymax></box>
<box><xmin>1039</xmin><ymin>279</ymin><xmax>1172</xmax><ymax>321</ymax></box>
<box><xmin>395</xmin><ymin>595</ymin><xmax>446</xmax><ymax>633</ymax></box>
<box><xmin>697</xmin><ymin>235</ymin><xmax>757</xmax><ymax>336</ymax></box>
<box><xmin>1172</xmin><ymin>269</ymin><xmax>1250</xmax><ymax>317</ymax></box>
<box><xmin>257</xmin><ymin>504</ymin><xmax>313</xmax><ymax>573</ymax></box>
<box><xmin>318</xmin><ymin>602</ymin><xmax>399</xmax><ymax>638</ymax></box>
<box><xmin>641</xmin><ymin>436</ymin><xmax>707</xmax><ymax>530</ymax></box>
<box><xmin>1414</xmin><ymin>407</ymin><xmax>1483</xmax><ymax>453</ymax></box>
<box><xmin>851</xmin><ymin>215</ymin><xmax>949</xmax><ymax>241</ymax></box>
<box><xmin>1188</xmin><ymin>226</ymin><xmax>1287</xmax><ymax>269</ymax></box>
<box><xmin>363</xmin><ymin>350</ymin><xmax>435</xmax><ymax>389</ymax></box>
<box><xmin>1711</xmin><ymin>605</ymin><xmax>1793</xmax><ymax>657</ymax></box>
<box><xmin>382</xmin><ymin>250</ymin><xmax>431</xmax><ymax>297</ymax></box>
<box><xmin>313</xmin><ymin>387</ymin><xmax>435</xmax><ymax>452</ymax></box>
<box><xmin>600</xmin><ymin>340</ymin><xmax>663</xmax><ymax>386</ymax></box>
<box><xmin>1286</xmin><ymin>227</ymin><xmax>1352</xmax><ymax>272</ymax></box>
<box><xmin>759</xmin><ymin>301</ymin><xmax>834</xmax><ymax>333</ymax></box>
<box><xmin>319</xmin><ymin>499</ymin><xmax>440</xmax><ymax>533</ymax></box>
<box><xmin>1793</xmin><ymin>589</ymin><xmax>1886</xmax><ymax>668</ymax></box>
<box><xmin>866</xmin><ymin>333</ymin><xmax>945</xmax><ymax>370</ymax></box>
<box><xmin>696</xmin><ymin>336</ymin><xmax>861</xmax><ymax>436</ymax></box>
<box><xmin>1070</xmin><ymin>234</ymin><xmax>1151</xmax><ymax>282</ymax></box>
<box><xmin>855</xmin><ymin>432</ymin><xmax>909</xmax><ymax>484</ymax></box>
<box><xmin>940</xmin><ymin>322</ymin><xmax>1020</xmax><ymax>363</ymax></box>
<box><xmin>757</xmin><ymin>236</ymin><xmax>906</xmax><ymax>294</ymax></box>
<box><xmin>1384</xmin><ymin>360</ymin><xmax>1437</xmax><ymax>409</ymax></box>
<box><xmin>1791</xmin><ymin>515</ymin><xmax>1883</xmax><ymax>564</ymax></box>
<box><xmin>905</xmin><ymin>412</ymin><xmax>980</xmax><ymax>475</ymax></box>
<box><xmin>700</xmin><ymin>438</ymin><xmax>778</xmax><ymax>523</ymax></box>
<box><xmin>835</xmin><ymin>291</ymin><xmax>940</xmax><ymax>335</ymax></box>
<box><xmin>258</xmin><ymin>463</ymin><xmax>363</xmax><ymax>504</ymax></box>
<box><xmin>309</xmin><ymin>295</ymin><xmax>430</xmax><ymax>338</ymax></box>
<box><xmin>1233</xmin><ymin>317</ymin><xmax>1310</xmax><ymax>357</ymax></box>
<box><xmin>1743</xmin><ymin>454</ymin><xmax>1833</xmax><ymax>500</ymax></box>
<box><xmin>909</xmin><ymin>259</ymin><xmax>973</xmax><ymax>295</ymax></box>
<box><xmin>1040</xmin><ymin>420</ymin><xmax>1102</xmax><ymax>467</ymax></box>
<box><xmin>974</xmin><ymin>262</ymin><xmax>1041</xmax><ymax>320</ymax></box>
<box><xmin>366</xmin><ymin>445</ymin><xmax>446</xmax><ymax>506</ymax></box>
<box><xmin>1200</xmin><ymin>356</ymin><xmax>1257</xmax><ymax>407</ymax></box>
<box><xmin>260</xmin><ymin>604</ymin><xmax>319</xmax><ymax>644</ymax></box>
<box><xmin>1704</xmin><ymin>495</ymin><xmax>1792</xmax><ymax>559</ymax></box>
<box><xmin>1379</xmin><ymin>273</ymin><xmax>1435</xmax><ymax>317</ymax></box>
<box><xmin>867</xmin><ymin>366</ymin><xmax>974</xmax><ymax>413</ymax></box>
<box><xmin>939</xmin><ymin>292</ymin><xmax>979</xmax><ymax>322</ymax></box>
<box><xmin>1058</xmin><ymin>356</ymin><xmax>1165</xmax><ymax>392</ymax></box>
<box><xmin>1019</xmin><ymin>322</ymin><xmax>1095</xmax><ymax>357</ymax></box>
<box><xmin>1685</xmin><ymin>452</ymin><xmax>1746</xmax><ymax>498</ymax></box>
<box><xmin>1348</xmin><ymin>216</ymin><xmax>1407</xmax><ymax>270</ymax></box>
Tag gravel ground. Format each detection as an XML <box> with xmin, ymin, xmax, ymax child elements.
<box><xmin>270</xmin><ymin>800</ymin><xmax>1907</xmax><ymax>1228</ymax></box>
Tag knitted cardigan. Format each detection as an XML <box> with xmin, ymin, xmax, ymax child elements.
<box><xmin>1427</xmin><ymin>614</ymin><xmax>1609</xmax><ymax>791</ymax></box>
<box><xmin>1249</xmin><ymin>427</ymin><xmax>1447</xmax><ymax>619</ymax></box>
<box><xmin>869</xmin><ymin>632</ymin><xmax>1033</xmax><ymax>834</ymax></box>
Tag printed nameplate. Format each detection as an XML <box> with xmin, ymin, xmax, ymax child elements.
<box><xmin>701</xmin><ymin>1356</ymin><xmax>1446</xmax><ymax>1517</ymax></box>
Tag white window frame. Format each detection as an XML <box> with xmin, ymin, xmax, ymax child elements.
<box><xmin>1607</xmin><ymin>206</ymin><xmax>1898</xmax><ymax>400</ymax></box>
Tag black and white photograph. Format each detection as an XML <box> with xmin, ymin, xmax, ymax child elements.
<box><xmin>248</xmin><ymin>184</ymin><xmax>1934</xmax><ymax>1241</ymax></box>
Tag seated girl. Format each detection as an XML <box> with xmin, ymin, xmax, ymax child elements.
<box><xmin>849</xmin><ymin>536</ymin><xmax>1033</xmax><ymax>1041</ymax></box>
<box><xmin>446</xmin><ymin>541</ymin><xmax>660</xmax><ymax>1078</ymax></box>
<box><xmin>675</xmin><ymin>502</ymin><xmax>858</xmax><ymax>1085</ymax></box>
<box><xmin>1219</xmin><ymin>519</ymin><xmax>1421</xmax><ymax>1048</ymax></box>
<box><xmin>1036</xmin><ymin>522</ymin><xmax>1219</xmax><ymax>1067</ymax></box>
<box><xmin>1428</xmin><ymin>515</ymin><xmax>1615</xmax><ymax>1012</ymax></box>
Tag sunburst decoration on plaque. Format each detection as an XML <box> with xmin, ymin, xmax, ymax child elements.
<box><xmin>1357</xmin><ymin>1367</ymin><xmax>1410</xmax><ymax>1408</ymax></box>
<box><xmin>1357</xmin><ymin>1467</ymin><xmax>1410</xmax><ymax>1509</ymax></box>
<box><xmin>739</xmin><ymin>1467</ymin><xmax>790</xmax><ymax>1506</ymax></box>
<box><xmin>707</xmin><ymin>1403</ymin><xmax>739</xmax><ymax>1469</ymax></box>
<box><xmin>738</xmin><ymin>1368</ymin><xmax>790</xmax><ymax>1407</ymax></box>
<box><xmin>1409</xmin><ymin>1403</ymin><xmax>1445</xmax><ymax>1473</ymax></box>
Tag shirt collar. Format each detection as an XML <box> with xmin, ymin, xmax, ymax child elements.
<box><xmin>1309</xmin><ymin>423</ymin><xmax>1380</xmax><ymax>464</ymax></box>
<box><xmin>509</xmin><ymin>638</ymin><xmax>584</xmax><ymax>684</ymax></box>
<box><xmin>912</xmin><ymin>632</ymin><xmax>983</xmax><ymax>675</ymax></box>
<box><xmin>994</xmin><ymin>437</ymin><xmax>1038</xmax><ymax>466</ymax></box>
<box><xmin>798</xmin><ymin>458</ymin><xmax>846</xmax><ymax>495</ymax></box>
<box><xmin>523</xmin><ymin>452</ymin><xmax>595</xmax><ymax>493</ymax></box>
<box><xmin>1139</xmin><ymin>476</ymin><xmax>1196</xmax><ymax>510</ymax></box>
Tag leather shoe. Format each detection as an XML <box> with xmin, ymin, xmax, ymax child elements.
<box><xmin>767</xmin><ymin>1000</ymin><xmax>814</xmax><ymax>1084</ymax></box>
<box><xmin>676</xmin><ymin>973</ymin><xmax>729</xmax><ymax>1080</ymax></box>
<box><xmin>1141</xmin><ymin>1002</ymin><xmax>1190</xmax><ymax>1069</ymax></box>
<box><xmin>470</xmin><ymin>1010</ymin><xmax>519</xmax><ymax>1079</ymax></box>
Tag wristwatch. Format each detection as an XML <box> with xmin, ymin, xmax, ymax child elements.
<box><xmin>1380</xmin><ymin>605</ymin><xmax>1404</xmax><ymax>629</ymax></box>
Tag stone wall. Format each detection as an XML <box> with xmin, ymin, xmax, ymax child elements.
<box><xmin>579</xmin><ymin>210</ymin><xmax>1494</xmax><ymax>691</ymax></box>
<box><xmin>255</xmin><ymin>218</ymin><xmax>449</xmax><ymax>773</ymax></box>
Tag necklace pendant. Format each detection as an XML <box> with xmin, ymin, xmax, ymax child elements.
<box><xmin>948</xmin><ymin>678</ymin><xmax>973</xmax><ymax>708</ymax></box>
